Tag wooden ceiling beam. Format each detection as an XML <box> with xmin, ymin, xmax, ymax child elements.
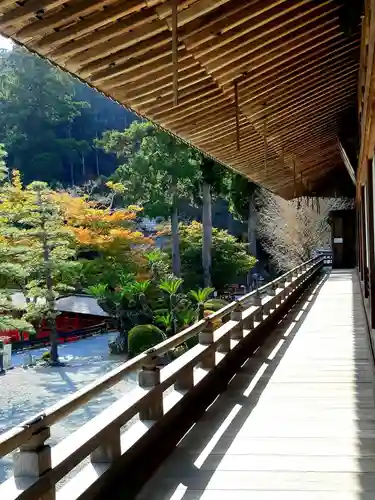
<box><xmin>184</xmin><ymin>0</ymin><xmax>299</xmax><ymax>51</ymax></box>
<box><xmin>213</xmin><ymin>19</ymin><xmax>339</xmax><ymax>85</ymax></box>
<box><xmin>200</xmin><ymin>3</ymin><xmax>339</xmax><ymax>76</ymax></box>
<box><xmin>250</xmin><ymin>77</ymin><xmax>357</xmax><ymax>129</ymax></box>
<box><xmin>228</xmin><ymin>35</ymin><xmax>358</xmax><ymax>94</ymax></box>
<box><xmin>31</xmin><ymin>2</ymin><xmax>154</xmax><ymax>50</ymax></box>
<box><xmin>243</xmin><ymin>64</ymin><xmax>358</xmax><ymax>120</ymax></box>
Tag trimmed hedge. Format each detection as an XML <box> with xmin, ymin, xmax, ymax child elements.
<box><xmin>128</xmin><ymin>324</ymin><xmax>166</xmax><ymax>357</ymax></box>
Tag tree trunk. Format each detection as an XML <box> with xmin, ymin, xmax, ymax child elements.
<box><xmin>202</xmin><ymin>181</ymin><xmax>212</xmax><ymax>287</ymax></box>
<box><xmin>68</xmin><ymin>125</ymin><xmax>75</xmax><ymax>186</ymax></box>
<box><xmin>81</xmin><ymin>152</ymin><xmax>86</xmax><ymax>180</ymax></box>
<box><xmin>171</xmin><ymin>190</ymin><xmax>181</xmax><ymax>277</ymax></box>
<box><xmin>44</xmin><ymin>237</ymin><xmax>58</xmax><ymax>364</ymax></box>
<box><xmin>37</xmin><ymin>191</ymin><xmax>59</xmax><ymax>365</ymax></box>
<box><xmin>247</xmin><ymin>196</ymin><xmax>257</xmax><ymax>290</ymax></box>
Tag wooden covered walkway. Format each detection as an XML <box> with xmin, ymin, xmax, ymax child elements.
<box><xmin>136</xmin><ymin>270</ymin><xmax>375</xmax><ymax>499</ymax></box>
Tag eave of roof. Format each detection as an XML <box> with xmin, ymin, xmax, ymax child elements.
<box><xmin>0</xmin><ymin>0</ymin><xmax>361</xmax><ymax>198</ymax></box>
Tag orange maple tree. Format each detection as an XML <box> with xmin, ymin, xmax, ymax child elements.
<box><xmin>54</xmin><ymin>192</ymin><xmax>153</xmax><ymax>282</ymax></box>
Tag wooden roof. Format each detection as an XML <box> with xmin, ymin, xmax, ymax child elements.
<box><xmin>0</xmin><ymin>0</ymin><xmax>360</xmax><ymax>198</ymax></box>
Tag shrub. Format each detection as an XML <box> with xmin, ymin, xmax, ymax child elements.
<box><xmin>177</xmin><ymin>222</ymin><xmax>256</xmax><ymax>292</ymax></box>
<box><xmin>204</xmin><ymin>299</ymin><xmax>229</xmax><ymax>312</ymax></box>
<box><xmin>40</xmin><ymin>351</ymin><xmax>51</xmax><ymax>362</ymax></box>
<box><xmin>203</xmin><ymin>309</ymin><xmax>222</xmax><ymax>329</ymax></box>
<box><xmin>128</xmin><ymin>324</ymin><xmax>166</xmax><ymax>357</ymax></box>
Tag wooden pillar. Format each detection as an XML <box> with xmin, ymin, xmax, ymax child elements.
<box><xmin>357</xmin><ymin>198</ymin><xmax>363</xmax><ymax>275</ymax></box>
<box><xmin>361</xmin><ymin>184</ymin><xmax>369</xmax><ymax>295</ymax></box>
<box><xmin>367</xmin><ymin>159</ymin><xmax>375</xmax><ymax>327</ymax></box>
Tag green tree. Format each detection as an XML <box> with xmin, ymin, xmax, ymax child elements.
<box><xmin>194</xmin><ymin>157</ymin><xmax>230</xmax><ymax>287</ymax></box>
<box><xmin>99</xmin><ymin>121</ymin><xmax>199</xmax><ymax>276</ymax></box>
<box><xmin>189</xmin><ymin>287</ymin><xmax>215</xmax><ymax>319</ymax></box>
<box><xmin>0</xmin><ymin>46</ymin><xmax>134</xmax><ymax>185</ymax></box>
<box><xmin>87</xmin><ymin>275</ymin><xmax>153</xmax><ymax>353</ymax></box>
<box><xmin>229</xmin><ymin>173</ymin><xmax>259</xmax><ymax>288</ymax></box>
<box><xmin>0</xmin><ymin>173</ymin><xmax>79</xmax><ymax>363</ymax></box>
<box><xmin>23</xmin><ymin>182</ymin><xmax>79</xmax><ymax>363</ymax></box>
<box><xmin>159</xmin><ymin>277</ymin><xmax>184</xmax><ymax>336</ymax></box>
<box><xmin>178</xmin><ymin>221</ymin><xmax>256</xmax><ymax>292</ymax></box>
<box><xmin>0</xmin><ymin>47</ymin><xmax>85</xmax><ymax>184</ymax></box>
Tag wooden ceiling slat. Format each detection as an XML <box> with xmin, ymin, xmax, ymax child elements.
<box><xmin>0</xmin><ymin>0</ymin><xmax>68</xmax><ymax>30</ymax></box>
<box><xmin>0</xmin><ymin>0</ymin><xmax>360</xmax><ymax>198</ymax></box>
<box><xmin>200</xmin><ymin>3</ymin><xmax>338</xmax><ymax>75</ymax></box>
<box><xmin>213</xmin><ymin>19</ymin><xmax>339</xmax><ymax>85</ymax></box>
<box><xmin>14</xmin><ymin>0</ymin><xmax>122</xmax><ymax>40</ymax></box>
<box><xmin>32</xmin><ymin>1</ymin><xmax>152</xmax><ymax>50</ymax></box>
<box><xmin>240</xmin><ymin>56</ymin><xmax>358</xmax><ymax>113</ymax></box>
<box><xmin>184</xmin><ymin>0</ymin><xmax>292</xmax><ymax>51</ymax></box>
<box><xmin>195</xmin><ymin>0</ymin><xmax>335</xmax><ymax>65</ymax></box>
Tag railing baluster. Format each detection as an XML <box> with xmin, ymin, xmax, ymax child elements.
<box><xmin>91</xmin><ymin>429</ymin><xmax>121</xmax><ymax>464</ymax></box>
<box><xmin>174</xmin><ymin>366</ymin><xmax>194</xmax><ymax>391</ymax></box>
<box><xmin>199</xmin><ymin>320</ymin><xmax>215</xmax><ymax>369</ymax></box>
<box><xmin>138</xmin><ymin>353</ymin><xmax>164</xmax><ymax>420</ymax></box>
<box><xmin>250</xmin><ymin>290</ymin><xmax>263</xmax><ymax>322</ymax></box>
<box><xmin>231</xmin><ymin>303</ymin><xmax>244</xmax><ymax>339</ymax></box>
<box><xmin>13</xmin><ymin>422</ymin><xmax>55</xmax><ymax>500</ymax></box>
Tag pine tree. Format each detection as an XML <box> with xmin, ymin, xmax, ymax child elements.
<box><xmin>0</xmin><ymin>149</ymin><xmax>36</xmax><ymax>334</ymax></box>
<box><xmin>0</xmin><ymin>170</ymin><xmax>78</xmax><ymax>361</ymax></box>
<box><xmin>22</xmin><ymin>182</ymin><xmax>79</xmax><ymax>364</ymax></box>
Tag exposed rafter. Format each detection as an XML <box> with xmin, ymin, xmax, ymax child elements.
<box><xmin>0</xmin><ymin>0</ymin><xmax>361</xmax><ymax>198</ymax></box>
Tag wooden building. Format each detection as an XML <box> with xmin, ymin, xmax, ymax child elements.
<box><xmin>5</xmin><ymin>3</ymin><xmax>375</xmax><ymax>499</ymax></box>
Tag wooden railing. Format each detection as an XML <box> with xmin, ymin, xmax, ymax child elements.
<box><xmin>0</xmin><ymin>256</ymin><xmax>324</xmax><ymax>500</ymax></box>
<box><xmin>315</xmin><ymin>249</ymin><xmax>333</xmax><ymax>266</ymax></box>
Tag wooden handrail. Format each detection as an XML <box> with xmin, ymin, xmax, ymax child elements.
<box><xmin>0</xmin><ymin>256</ymin><xmax>324</xmax><ymax>500</ymax></box>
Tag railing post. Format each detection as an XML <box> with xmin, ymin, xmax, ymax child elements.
<box><xmin>174</xmin><ymin>366</ymin><xmax>194</xmax><ymax>391</ymax></box>
<box><xmin>278</xmin><ymin>277</ymin><xmax>286</xmax><ymax>302</ymax></box>
<box><xmin>199</xmin><ymin>320</ymin><xmax>215</xmax><ymax>369</ymax></box>
<box><xmin>138</xmin><ymin>351</ymin><xmax>164</xmax><ymax>420</ymax></box>
<box><xmin>250</xmin><ymin>290</ymin><xmax>263</xmax><ymax>322</ymax></box>
<box><xmin>231</xmin><ymin>303</ymin><xmax>244</xmax><ymax>339</ymax></box>
<box><xmin>13</xmin><ymin>419</ymin><xmax>55</xmax><ymax>500</ymax></box>
<box><xmin>91</xmin><ymin>429</ymin><xmax>121</xmax><ymax>464</ymax></box>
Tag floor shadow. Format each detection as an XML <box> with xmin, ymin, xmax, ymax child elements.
<box><xmin>135</xmin><ymin>271</ymin><xmax>365</xmax><ymax>499</ymax></box>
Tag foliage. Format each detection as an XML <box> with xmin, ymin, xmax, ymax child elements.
<box><xmin>99</xmin><ymin>121</ymin><xmax>199</xmax><ymax>217</ymax></box>
<box><xmin>128</xmin><ymin>324</ymin><xmax>166</xmax><ymax>357</ymax></box>
<box><xmin>229</xmin><ymin>173</ymin><xmax>259</xmax><ymax>222</ymax></box>
<box><xmin>177</xmin><ymin>308</ymin><xmax>197</xmax><ymax>328</ymax></box>
<box><xmin>155</xmin><ymin>312</ymin><xmax>173</xmax><ymax>334</ymax></box>
<box><xmin>204</xmin><ymin>298</ymin><xmax>229</xmax><ymax>312</ymax></box>
<box><xmin>99</xmin><ymin>121</ymin><xmax>199</xmax><ymax>276</ymax></box>
<box><xmin>55</xmin><ymin>190</ymin><xmax>152</xmax><ymax>287</ymax></box>
<box><xmin>0</xmin><ymin>46</ymin><xmax>134</xmax><ymax>185</ymax></box>
<box><xmin>158</xmin><ymin>277</ymin><xmax>184</xmax><ymax>336</ymax></box>
<box><xmin>0</xmin><ymin>292</ymin><xmax>35</xmax><ymax>334</ymax></box>
<box><xmin>0</xmin><ymin>172</ymin><xmax>79</xmax><ymax>362</ymax></box>
<box><xmin>177</xmin><ymin>222</ymin><xmax>256</xmax><ymax>291</ymax></box>
<box><xmin>88</xmin><ymin>274</ymin><xmax>154</xmax><ymax>352</ymax></box>
<box><xmin>145</xmin><ymin>249</ymin><xmax>171</xmax><ymax>282</ymax></box>
<box><xmin>189</xmin><ymin>287</ymin><xmax>215</xmax><ymax>319</ymax></box>
<box><xmin>159</xmin><ymin>278</ymin><xmax>184</xmax><ymax>296</ymax></box>
<box><xmin>256</xmin><ymin>188</ymin><xmax>353</xmax><ymax>271</ymax></box>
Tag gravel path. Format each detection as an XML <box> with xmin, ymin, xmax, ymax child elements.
<box><xmin>0</xmin><ymin>334</ymin><xmax>138</xmax><ymax>483</ymax></box>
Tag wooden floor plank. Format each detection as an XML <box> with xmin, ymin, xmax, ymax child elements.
<box><xmin>136</xmin><ymin>270</ymin><xmax>375</xmax><ymax>499</ymax></box>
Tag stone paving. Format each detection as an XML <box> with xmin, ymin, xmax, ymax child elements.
<box><xmin>0</xmin><ymin>334</ymin><xmax>137</xmax><ymax>482</ymax></box>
